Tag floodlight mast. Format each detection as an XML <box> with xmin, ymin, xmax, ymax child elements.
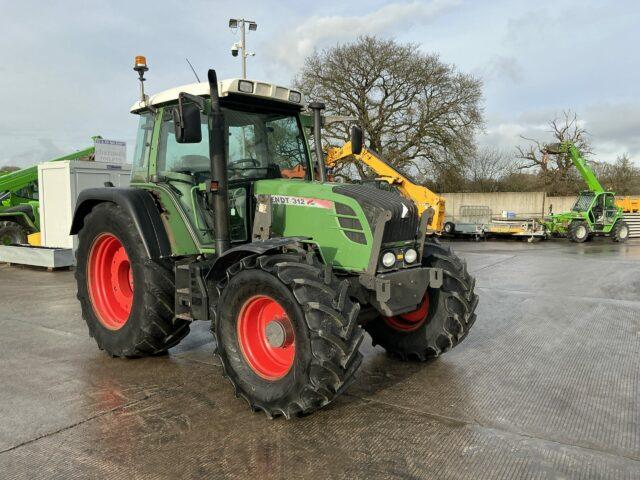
<box><xmin>229</xmin><ymin>18</ymin><xmax>257</xmax><ymax>79</ymax></box>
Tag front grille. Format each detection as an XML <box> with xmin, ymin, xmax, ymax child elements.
<box><xmin>333</xmin><ymin>184</ymin><xmax>419</xmax><ymax>243</ymax></box>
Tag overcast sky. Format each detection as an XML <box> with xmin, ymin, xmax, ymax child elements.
<box><xmin>0</xmin><ymin>0</ymin><xmax>638</xmax><ymax>167</ymax></box>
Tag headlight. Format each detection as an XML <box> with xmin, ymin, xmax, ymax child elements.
<box><xmin>381</xmin><ymin>251</ymin><xmax>396</xmax><ymax>268</ymax></box>
<box><xmin>404</xmin><ymin>248</ymin><xmax>418</xmax><ymax>264</ymax></box>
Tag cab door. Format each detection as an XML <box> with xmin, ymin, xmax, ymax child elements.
<box><xmin>602</xmin><ymin>193</ymin><xmax>618</xmax><ymax>227</ymax></box>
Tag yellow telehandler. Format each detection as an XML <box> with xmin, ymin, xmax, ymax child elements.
<box><xmin>325</xmin><ymin>128</ymin><xmax>446</xmax><ymax>234</ymax></box>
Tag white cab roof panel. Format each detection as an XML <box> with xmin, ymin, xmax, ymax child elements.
<box><xmin>130</xmin><ymin>78</ymin><xmax>302</xmax><ymax>112</ymax></box>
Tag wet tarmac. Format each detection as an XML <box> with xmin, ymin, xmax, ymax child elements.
<box><xmin>1</xmin><ymin>239</ymin><xmax>639</xmax><ymax>479</ymax></box>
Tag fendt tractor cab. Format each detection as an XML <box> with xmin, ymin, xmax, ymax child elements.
<box><xmin>70</xmin><ymin>57</ymin><xmax>478</xmax><ymax>418</ymax></box>
<box><xmin>543</xmin><ymin>142</ymin><xmax>628</xmax><ymax>243</ymax></box>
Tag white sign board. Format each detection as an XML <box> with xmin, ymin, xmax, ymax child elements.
<box><xmin>94</xmin><ymin>139</ymin><xmax>127</xmax><ymax>164</ymax></box>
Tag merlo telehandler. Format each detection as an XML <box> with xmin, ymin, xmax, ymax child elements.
<box><xmin>70</xmin><ymin>57</ymin><xmax>478</xmax><ymax>418</ymax></box>
<box><xmin>542</xmin><ymin>142</ymin><xmax>628</xmax><ymax>243</ymax></box>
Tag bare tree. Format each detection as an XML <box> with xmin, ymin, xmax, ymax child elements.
<box><xmin>295</xmin><ymin>36</ymin><xmax>484</xmax><ymax>180</ymax></box>
<box><xmin>0</xmin><ymin>165</ymin><xmax>20</xmax><ymax>175</ymax></box>
<box><xmin>466</xmin><ymin>147</ymin><xmax>521</xmax><ymax>192</ymax></box>
<box><xmin>516</xmin><ymin>111</ymin><xmax>590</xmax><ymax>195</ymax></box>
<box><xmin>592</xmin><ymin>153</ymin><xmax>640</xmax><ymax>195</ymax></box>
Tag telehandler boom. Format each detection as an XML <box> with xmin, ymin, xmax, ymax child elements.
<box><xmin>325</xmin><ymin>137</ymin><xmax>446</xmax><ymax>234</ymax></box>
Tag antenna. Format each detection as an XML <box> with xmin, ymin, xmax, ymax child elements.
<box><xmin>185</xmin><ymin>58</ymin><xmax>201</xmax><ymax>82</ymax></box>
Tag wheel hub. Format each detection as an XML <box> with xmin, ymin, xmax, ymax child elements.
<box><xmin>383</xmin><ymin>294</ymin><xmax>430</xmax><ymax>332</ymax></box>
<box><xmin>237</xmin><ymin>295</ymin><xmax>295</xmax><ymax>380</ymax></box>
<box><xmin>87</xmin><ymin>233</ymin><xmax>134</xmax><ymax>330</ymax></box>
<box><xmin>265</xmin><ymin>319</ymin><xmax>292</xmax><ymax>348</ymax></box>
<box><xmin>576</xmin><ymin>226</ymin><xmax>587</xmax><ymax>238</ymax></box>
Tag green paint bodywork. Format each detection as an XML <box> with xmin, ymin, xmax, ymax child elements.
<box><xmin>131</xmin><ymin>102</ymin><xmax>395</xmax><ymax>273</ymax></box>
<box><xmin>542</xmin><ymin>142</ymin><xmax>624</xmax><ymax>236</ymax></box>
<box><xmin>253</xmin><ymin>179</ymin><xmax>375</xmax><ymax>271</ymax></box>
<box><xmin>0</xmin><ymin>145</ymin><xmax>95</xmax><ymax>233</ymax></box>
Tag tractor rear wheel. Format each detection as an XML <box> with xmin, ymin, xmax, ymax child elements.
<box><xmin>211</xmin><ymin>252</ymin><xmax>364</xmax><ymax>418</ymax></box>
<box><xmin>75</xmin><ymin>202</ymin><xmax>190</xmax><ymax>357</ymax></box>
<box><xmin>0</xmin><ymin>221</ymin><xmax>28</xmax><ymax>245</ymax></box>
<box><xmin>612</xmin><ymin>220</ymin><xmax>629</xmax><ymax>243</ymax></box>
<box><xmin>364</xmin><ymin>240</ymin><xmax>478</xmax><ymax>361</ymax></box>
<box><xmin>568</xmin><ymin>221</ymin><xmax>590</xmax><ymax>243</ymax></box>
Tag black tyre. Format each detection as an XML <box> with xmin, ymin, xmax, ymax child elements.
<box><xmin>364</xmin><ymin>240</ymin><xmax>478</xmax><ymax>361</ymax></box>
<box><xmin>612</xmin><ymin>220</ymin><xmax>629</xmax><ymax>243</ymax></box>
<box><xmin>568</xmin><ymin>221</ymin><xmax>589</xmax><ymax>243</ymax></box>
<box><xmin>0</xmin><ymin>221</ymin><xmax>28</xmax><ymax>245</ymax></box>
<box><xmin>75</xmin><ymin>202</ymin><xmax>190</xmax><ymax>357</ymax></box>
<box><xmin>211</xmin><ymin>252</ymin><xmax>364</xmax><ymax>418</ymax></box>
<box><xmin>443</xmin><ymin>222</ymin><xmax>456</xmax><ymax>235</ymax></box>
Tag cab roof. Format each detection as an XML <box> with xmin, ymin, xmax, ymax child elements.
<box><xmin>130</xmin><ymin>78</ymin><xmax>303</xmax><ymax>113</ymax></box>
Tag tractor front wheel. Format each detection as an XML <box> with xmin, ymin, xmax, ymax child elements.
<box><xmin>75</xmin><ymin>203</ymin><xmax>190</xmax><ymax>357</ymax></box>
<box><xmin>568</xmin><ymin>221</ymin><xmax>590</xmax><ymax>243</ymax></box>
<box><xmin>612</xmin><ymin>220</ymin><xmax>629</xmax><ymax>243</ymax></box>
<box><xmin>211</xmin><ymin>252</ymin><xmax>364</xmax><ymax>418</ymax></box>
<box><xmin>364</xmin><ymin>240</ymin><xmax>478</xmax><ymax>361</ymax></box>
<box><xmin>0</xmin><ymin>221</ymin><xmax>28</xmax><ymax>245</ymax></box>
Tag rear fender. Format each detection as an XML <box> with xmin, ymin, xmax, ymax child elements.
<box><xmin>70</xmin><ymin>187</ymin><xmax>171</xmax><ymax>259</ymax></box>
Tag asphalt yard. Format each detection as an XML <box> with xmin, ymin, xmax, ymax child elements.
<box><xmin>1</xmin><ymin>238</ymin><xmax>639</xmax><ymax>479</ymax></box>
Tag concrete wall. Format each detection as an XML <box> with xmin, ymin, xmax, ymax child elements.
<box><xmin>546</xmin><ymin>196</ymin><xmax>577</xmax><ymax>215</ymax></box>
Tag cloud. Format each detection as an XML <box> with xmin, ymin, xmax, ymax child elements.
<box><xmin>478</xmin><ymin>103</ymin><xmax>640</xmax><ymax>163</ymax></box>
<box><xmin>265</xmin><ymin>0</ymin><xmax>461</xmax><ymax>73</ymax></box>
<box><xmin>0</xmin><ymin>139</ymin><xmax>66</xmax><ymax>168</ymax></box>
<box><xmin>476</xmin><ymin>55</ymin><xmax>524</xmax><ymax>84</ymax></box>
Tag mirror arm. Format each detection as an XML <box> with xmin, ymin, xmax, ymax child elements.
<box><xmin>179</xmin><ymin>92</ymin><xmax>205</xmax><ymax>111</ymax></box>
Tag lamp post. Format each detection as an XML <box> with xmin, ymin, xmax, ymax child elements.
<box><xmin>229</xmin><ymin>18</ymin><xmax>257</xmax><ymax>79</ymax></box>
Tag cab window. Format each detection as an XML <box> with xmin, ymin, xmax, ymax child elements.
<box><xmin>131</xmin><ymin>112</ymin><xmax>155</xmax><ymax>182</ymax></box>
<box><xmin>156</xmin><ymin>106</ymin><xmax>309</xmax><ymax>181</ymax></box>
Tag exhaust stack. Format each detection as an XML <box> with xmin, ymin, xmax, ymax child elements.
<box><xmin>308</xmin><ymin>102</ymin><xmax>327</xmax><ymax>182</ymax></box>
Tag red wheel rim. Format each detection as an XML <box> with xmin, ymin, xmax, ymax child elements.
<box><xmin>384</xmin><ymin>294</ymin><xmax>430</xmax><ymax>332</ymax></box>
<box><xmin>87</xmin><ymin>233</ymin><xmax>134</xmax><ymax>330</ymax></box>
<box><xmin>237</xmin><ymin>295</ymin><xmax>295</xmax><ymax>380</ymax></box>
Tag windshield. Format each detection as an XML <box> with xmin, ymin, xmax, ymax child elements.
<box><xmin>572</xmin><ymin>192</ymin><xmax>595</xmax><ymax>212</ymax></box>
<box><xmin>157</xmin><ymin>106</ymin><xmax>310</xmax><ymax>181</ymax></box>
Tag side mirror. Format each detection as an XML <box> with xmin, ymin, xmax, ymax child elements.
<box><xmin>174</xmin><ymin>93</ymin><xmax>203</xmax><ymax>144</ymax></box>
<box><xmin>350</xmin><ymin>125</ymin><xmax>363</xmax><ymax>155</ymax></box>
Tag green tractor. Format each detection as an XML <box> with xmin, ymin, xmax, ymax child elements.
<box><xmin>0</xmin><ymin>146</ymin><xmax>94</xmax><ymax>245</ymax></box>
<box><xmin>543</xmin><ymin>142</ymin><xmax>629</xmax><ymax>243</ymax></box>
<box><xmin>70</xmin><ymin>58</ymin><xmax>478</xmax><ymax>418</ymax></box>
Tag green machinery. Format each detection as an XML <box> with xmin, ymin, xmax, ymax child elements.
<box><xmin>543</xmin><ymin>142</ymin><xmax>629</xmax><ymax>243</ymax></box>
<box><xmin>70</xmin><ymin>58</ymin><xmax>479</xmax><ymax>418</ymax></box>
<box><xmin>0</xmin><ymin>146</ymin><xmax>94</xmax><ymax>245</ymax></box>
